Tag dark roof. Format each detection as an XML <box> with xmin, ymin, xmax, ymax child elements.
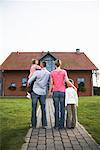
<box><xmin>0</xmin><ymin>51</ymin><xmax>98</xmax><ymax>71</ymax></box>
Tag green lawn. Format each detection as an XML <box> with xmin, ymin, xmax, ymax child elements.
<box><xmin>0</xmin><ymin>96</ymin><xmax>100</xmax><ymax>150</ymax></box>
<box><xmin>0</xmin><ymin>98</ymin><xmax>31</xmax><ymax>150</ymax></box>
<box><xmin>78</xmin><ymin>96</ymin><xmax>100</xmax><ymax>144</ymax></box>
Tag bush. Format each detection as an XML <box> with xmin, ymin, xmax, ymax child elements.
<box><xmin>93</xmin><ymin>86</ymin><xmax>100</xmax><ymax>95</ymax></box>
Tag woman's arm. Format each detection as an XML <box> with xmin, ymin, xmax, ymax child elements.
<box><xmin>48</xmin><ymin>76</ymin><xmax>53</xmax><ymax>97</ymax></box>
<box><xmin>64</xmin><ymin>70</ymin><xmax>77</xmax><ymax>91</ymax></box>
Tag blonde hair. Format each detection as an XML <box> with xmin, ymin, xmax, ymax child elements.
<box><xmin>31</xmin><ymin>59</ymin><xmax>37</xmax><ymax>64</ymax></box>
<box><xmin>55</xmin><ymin>59</ymin><xmax>62</xmax><ymax>67</ymax></box>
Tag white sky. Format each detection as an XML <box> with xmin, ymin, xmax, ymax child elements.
<box><xmin>0</xmin><ymin>0</ymin><xmax>100</xmax><ymax>86</ymax></box>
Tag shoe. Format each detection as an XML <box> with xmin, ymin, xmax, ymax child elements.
<box><xmin>42</xmin><ymin>126</ymin><xmax>47</xmax><ymax>129</ymax></box>
<box><xmin>71</xmin><ymin>126</ymin><xmax>75</xmax><ymax>129</ymax></box>
<box><xmin>67</xmin><ymin>127</ymin><xmax>72</xmax><ymax>129</ymax></box>
<box><xmin>59</xmin><ymin>126</ymin><xmax>64</xmax><ymax>129</ymax></box>
<box><xmin>32</xmin><ymin>126</ymin><xmax>36</xmax><ymax>129</ymax></box>
<box><xmin>29</xmin><ymin>124</ymin><xmax>32</xmax><ymax>127</ymax></box>
<box><xmin>54</xmin><ymin>126</ymin><xmax>59</xmax><ymax>130</ymax></box>
<box><xmin>26</xmin><ymin>92</ymin><xmax>31</xmax><ymax>99</ymax></box>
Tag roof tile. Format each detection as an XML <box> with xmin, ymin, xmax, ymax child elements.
<box><xmin>0</xmin><ymin>52</ymin><xmax>98</xmax><ymax>70</ymax></box>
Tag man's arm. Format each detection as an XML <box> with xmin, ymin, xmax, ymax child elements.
<box><xmin>28</xmin><ymin>72</ymin><xmax>37</xmax><ymax>85</ymax></box>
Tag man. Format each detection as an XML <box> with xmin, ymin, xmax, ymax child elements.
<box><xmin>28</xmin><ymin>61</ymin><xmax>50</xmax><ymax>128</ymax></box>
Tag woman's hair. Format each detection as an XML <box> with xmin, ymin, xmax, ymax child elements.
<box><xmin>55</xmin><ymin>59</ymin><xmax>62</xmax><ymax>67</ymax></box>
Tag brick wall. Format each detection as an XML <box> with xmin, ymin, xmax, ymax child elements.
<box><xmin>67</xmin><ymin>70</ymin><xmax>93</xmax><ymax>96</ymax></box>
<box><xmin>3</xmin><ymin>70</ymin><xmax>93</xmax><ymax>96</ymax></box>
<box><xmin>0</xmin><ymin>71</ymin><xmax>3</xmax><ymax>96</ymax></box>
<box><xmin>3</xmin><ymin>70</ymin><xmax>29</xmax><ymax>96</ymax></box>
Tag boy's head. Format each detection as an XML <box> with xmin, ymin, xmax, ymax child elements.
<box><xmin>65</xmin><ymin>79</ymin><xmax>74</xmax><ymax>88</ymax></box>
<box><xmin>69</xmin><ymin>79</ymin><xmax>74</xmax><ymax>85</ymax></box>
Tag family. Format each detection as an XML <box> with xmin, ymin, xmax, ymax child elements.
<box><xmin>27</xmin><ymin>59</ymin><xmax>78</xmax><ymax>129</ymax></box>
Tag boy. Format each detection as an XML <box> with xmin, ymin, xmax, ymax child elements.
<box><xmin>65</xmin><ymin>79</ymin><xmax>78</xmax><ymax>129</ymax></box>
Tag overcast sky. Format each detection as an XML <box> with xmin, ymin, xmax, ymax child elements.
<box><xmin>0</xmin><ymin>0</ymin><xmax>100</xmax><ymax>86</ymax></box>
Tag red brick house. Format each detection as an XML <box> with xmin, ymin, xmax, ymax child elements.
<box><xmin>0</xmin><ymin>51</ymin><xmax>98</xmax><ymax>96</ymax></box>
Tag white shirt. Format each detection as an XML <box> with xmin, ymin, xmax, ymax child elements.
<box><xmin>65</xmin><ymin>87</ymin><xmax>78</xmax><ymax>106</ymax></box>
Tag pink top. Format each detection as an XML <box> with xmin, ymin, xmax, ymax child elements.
<box><xmin>51</xmin><ymin>69</ymin><xmax>68</xmax><ymax>92</ymax></box>
<box><xmin>28</xmin><ymin>64</ymin><xmax>41</xmax><ymax>78</ymax></box>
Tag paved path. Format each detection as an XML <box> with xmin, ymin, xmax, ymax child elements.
<box><xmin>22</xmin><ymin>98</ymin><xmax>100</xmax><ymax>150</ymax></box>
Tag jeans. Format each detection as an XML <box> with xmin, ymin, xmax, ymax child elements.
<box><xmin>53</xmin><ymin>91</ymin><xmax>65</xmax><ymax>128</ymax></box>
<box><xmin>31</xmin><ymin>91</ymin><xmax>47</xmax><ymax>128</ymax></box>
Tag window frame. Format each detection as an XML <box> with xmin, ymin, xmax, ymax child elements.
<box><xmin>40</xmin><ymin>55</ymin><xmax>56</xmax><ymax>72</ymax></box>
<box><xmin>77</xmin><ymin>77</ymin><xmax>86</xmax><ymax>92</ymax></box>
<box><xmin>21</xmin><ymin>77</ymin><xmax>27</xmax><ymax>87</ymax></box>
<box><xmin>8</xmin><ymin>82</ymin><xmax>16</xmax><ymax>90</ymax></box>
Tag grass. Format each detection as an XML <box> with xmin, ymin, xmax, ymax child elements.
<box><xmin>78</xmin><ymin>96</ymin><xmax>100</xmax><ymax>144</ymax></box>
<box><xmin>0</xmin><ymin>98</ymin><xmax>31</xmax><ymax>150</ymax></box>
<box><xmin>0</xmin><ymin>96</ymin><xmax>100</xmax><ymax>150</ymax></box>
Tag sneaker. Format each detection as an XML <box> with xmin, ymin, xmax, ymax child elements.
<box><xmin>53</xmin><ymin>126</ymin><xmax>59</xmax><ymax>130</ymax></box>
<box><xmin>42</xmin><ymin>126</ymin><xmax>47</xmax><ymax>129</ymax></box>
<box><xmin>26</xmin><ymin>92</ymin><xmax>31</xmax><ymax>99</ymax></box>
<box><xmin>71</xmin><ymin>126</ymin><xmax>75</xmax><ymax>129</ymax></box>
<box><xmin>59</xmin><ymin>126</ymin><xmax>64</xmax><ymax>129</ymax></box>
<box><xmin>29</xmin><ymin>124</ymin><xmax>32</xmax><ymax>127</ymax></box>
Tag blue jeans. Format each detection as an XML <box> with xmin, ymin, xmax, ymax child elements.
<box><xmin>31</xmin><ymin>92</ymin><xmax>47</xmax><ymax>128</ymax></box>
<box><xmin>53</xmin><ymin>91</ymin><xmax>65</xmax><ymax>128</ymax></box>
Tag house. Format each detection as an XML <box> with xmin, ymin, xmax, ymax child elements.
<box><xmin>0</xmin><ymin>50</ymin><xmax>98</xmax><ymax>96</ymax></box>
<box><xmin>0</xmin><ymin>65</ymin><xmax>3</xmax><ymax>96</ymax></box>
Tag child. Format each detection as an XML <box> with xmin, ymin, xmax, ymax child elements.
<box><xmin>65</xmin><ymin>79</ymin><xmax>78</xmax><ymax>129</ymax></box>
<box><xmin>27</xmin><ymin>59</ymin><xmax>41</xmax><ymax>98</ymax></box>
<box><xmin>28</xmin><ymin>59</ymin><xmax>41</xmax><ymax>79</ymax></box>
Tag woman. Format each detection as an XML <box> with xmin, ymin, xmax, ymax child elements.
<box><xmin>49</xmin><ymin>59</ymin><xmax>77</xmax><ymax>129</ymax></box>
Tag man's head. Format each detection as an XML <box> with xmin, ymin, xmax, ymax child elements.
<box><xmin>41</xmin><ymin>61</ymin><xmax>46</xmax><ymax>68</ymax></box>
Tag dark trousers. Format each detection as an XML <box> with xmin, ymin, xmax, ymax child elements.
<box><xmin>53</xmin><ymin>91</ymin><xmax>65</xmax><ymax>128</ymax></box>
<box><xmin>31</xmin><ymin>92</ymin><xmax>47</xmax><ymax>128</ymax></box>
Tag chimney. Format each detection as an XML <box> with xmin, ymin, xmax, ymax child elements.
<box><xmin>76</xmin><ymin>49</ymin><xmax>80</xmax><ymax>53</ymax></box>
<box><xmin>17</xmin><ymin>51</ymin><xmax>20</xmax><ymax>55</ymax></box>
<box><xmin>41</xmin><ymin>51</ymin><xmax>44</xmax><ymax>55</ymax></box>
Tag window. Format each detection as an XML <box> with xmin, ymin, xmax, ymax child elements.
<box><xmin>77</xmin><ymin>78</ymin><xmax>86</xmax><ymax>92</ymax></box>
<box><xmin>11</xmin><ymin>83</ymin><xmax>16</xmax><ymax>88</ymax></box>
<box><xmin>45</xmin><ymin>60</ymin><xmax>55</xmax><ymax>72</ymax></box>
<box><xmin>9</xmin><ymin>83</ymin><xmax>16</xmax><ymax>90</ymax></box>
<box><xmin>41</xmin><ymin>55</ymin><xmax>55</xmax><ymax>72</ymax></box>
<box><xmin>22</xmin><ymin>78</ymin><xmax>27</xmax><ymax>87</ymax></box>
